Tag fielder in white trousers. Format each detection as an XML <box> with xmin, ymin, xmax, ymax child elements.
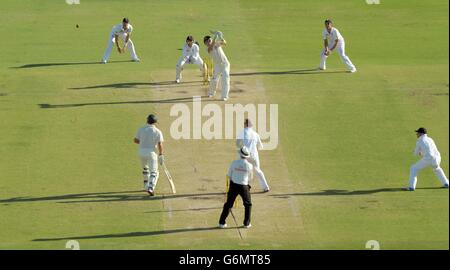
<box><xmin>237</xmin><ymin>120</ymin><xmax>270</xmax><ymax>192</ymax></box>
<box><xmin>408</xmin><ymin>128</ymin><xmax>449</xmax><ymax>190</ymax></box>
<box><xmin>102</xmin><ymin>33</ymin><xmax>139</xmax><ymax>63</ymax></box>
<box><xmin>320</xmin><ymin>20</ymin><xmax>356</xmax><ymax>72</ymax></box>
<box><xmin>320</xmin><ymin>40</ymin><xmax>356</xmax><ymax>71</ymax></box>
<box><xmin>102</xmin><ymin>20</ymin><xmax>139</xmax><ymax>63</ymax></box>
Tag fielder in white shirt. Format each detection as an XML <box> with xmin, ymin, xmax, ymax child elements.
<box><xmin>204</xmin><ymin>31</ymin><xmax>230</xmax><ymax>101</ymax></box>
<box><xmin>102</xmin><ymin>18</ymin><xmax>140</xmax><ymax>64</ymax></box>
<box><xmin>236</xmin><ymin>119</ymin><xmax>270</xmax><ymax>192</ymax></box>
<box><xmin>176</xmin><ymin>35</ymin><xmax>207</xmax><ymax>83</ymax></box>
<box><xmin>134</xmin><ymin>114</ymin><xmax>165</xmax><ymax>196</ymax></box>
<box><xmin>407</xmin><ymin>127</ymin><xmax>449</xmax><ymax>191</ymax></box>
<box><xmin>319</xmin><ymin>19</ymin><xmax>356</xmax><ymax>73</ymax></box>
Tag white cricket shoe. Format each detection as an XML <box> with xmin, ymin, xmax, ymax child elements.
<box><xmin>222</xmin><ymin>97</ymin><xmax>228</xmax><ymax>101</ymax></box>
<box><xmin>318</xmin><ymin>67</ymin><xmax>325</xmax><ymax>71</ymax></box>
<box><xmin>147</xmin><ymin>187</ymin><xmax>155</xmax><ymax>196</ymax></box>
<box><xmin>101</xmin><ymin>60</ymin><xmax>107</xmax><ymax>64</ymax></box>
<box><xmin>349</xmin><ymin>68</ymin><xmax>357</xmax><ymax>73</ymax></box>
<box><xmin>218</xmin><ymin>224</ymin><xmax>227</xmax><ymax>229</ymax></box>
<box><xmin>243</xmin><ymin>224</ymin><xmax>252</xmax><ymax>229</ymax></box>
<box><xmin>132</xmin><ymin>58</ymin><xmax>140</xmax><ymax>62</ymax></box>
<box><xmin>175</xmin><ymin>79</ymin><xmax>180</xmax><ymax>84</ymax></box>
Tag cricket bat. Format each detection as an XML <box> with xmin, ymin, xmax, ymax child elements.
<box><xmin>162</xmin><ymin>163</ymin><xmax>176</xmax><ymax>194</ymax></box>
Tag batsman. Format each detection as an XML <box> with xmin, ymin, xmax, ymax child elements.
<box><xmin>133</xmin><ymin>114</ymin><xmax>165</xmax><ymax>196</ymax></box>
<box><xmin>204</xmin><ymin>30</ymin><xmax>230</xmax><ymax>101</ymax></box>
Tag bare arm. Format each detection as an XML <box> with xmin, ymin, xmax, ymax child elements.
<box><xmin>157</xmin><ymin>142</ymin><xmax>163</xmax><ymax>156</ymax></box>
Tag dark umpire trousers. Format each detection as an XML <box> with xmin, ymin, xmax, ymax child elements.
<box><xmin>219</xmin><ymin>180</ymin><xmax>252</xmax><ymax>226</ymax></box>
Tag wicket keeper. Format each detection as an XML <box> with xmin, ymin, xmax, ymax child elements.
<box><xmin>175</xmin><ymin>35</ymin><xmax>207</xmax><ymax>83</ymax></box>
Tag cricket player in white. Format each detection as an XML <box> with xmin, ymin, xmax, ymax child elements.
<box><xmin>204</xmin><ymin>31</ymin><xmax>230</xmax><ymax>101</ymax></box>
<box><xmin>236</xmin><ymin>119</ymin><xmax>270</xmax><ymax>192</ymax></box>
<box><xmin>319</xmin><ymin>19</ymin><xmax>356</xmax><ymax>73</ymax></box>
<box><xmin>176</xmin><ymin>35</ymin><xmax>207</xmax><ymax>83</ymax></box>
<box><xmin>102</xmin><ymin>18</ymin><xmax>140</xmax><ymax>64</ymax></box>
<box><xmin>407</xmin><ymin>127</ymin><xmax>449</xmax><ymax>191</ymax></box>
<box><xmin>134</xmin><ymin>114</ymin><xmax>165</xmax><ymax>196</ymax></box>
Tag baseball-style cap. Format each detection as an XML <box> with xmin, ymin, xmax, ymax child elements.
<box><xmin>415</xmin><ymin>127</ymin><xmax>427</xmax><ymax>134</ymax></box>
<box><xmin>238</xmin><ymin>146</ymin><xmax>250</xmax><ymax>158</ymax></box>
<box><xmin>147</xmin><ymin>114</ymin><xmax>158</xmax><ymax>124</ymax></box>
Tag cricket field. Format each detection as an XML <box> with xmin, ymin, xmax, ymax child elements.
<box><xmin>0</xmin><ymin>0</ymin><xmax>448</xmax><ymax>249</ymax></box>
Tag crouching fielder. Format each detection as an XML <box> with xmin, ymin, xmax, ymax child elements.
<box><xmin>237</xmin><ymin>119</ymin><xmax>270</xmax><ymax>192</ymax></box>
<box><xmin>102</xmin><ymin>17</ymin><xmax>140</xmax><ymax>64</ymax></box>
<box><xmin>319</xmin><ymin>19</ymin><xmax>356</xmax><ymax>73</ymax></box>
<box><xmin>407</xmin><ymin>127</ymin><xmax>449</xmax><ymax>191</ymax></box>
<box><xmin>219</xmin><ymin>146</ymin><xmax>253</xmax><ymax>229</ymax></box>
<box><xmin>204</xmin><ymin>31</ymin><xmax>230</xmax><ymax>101</ymax></box>
<box><xmin>134</xmin><ymin>114</ymin><xmax>165</xmax><ymax>196</ymax></box>
<box><xmin>176</xmin><ymin>35</ymin><xmax>207</xmax><ymax>83</ymax></box>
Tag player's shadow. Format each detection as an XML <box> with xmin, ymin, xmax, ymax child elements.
<box><xmin>270</xmin><ymin>187</ymin><xmax>444</xmax><ymax>198</ymax></box>
<box><xmin>69</xmin><ymin>80</ymin><xmax>205</xmax><ymax>90</ymax></box>
<box><xmin>10</xmin><ymin>60</ymin><xmax>132</xmax><ymax>69</ymax></box>
<box><xmin>0</xmin><ymin>190</ymin><xmax>225</xmax><ymax>204</ymax></box>
<box><xmin>231</xmin><ymin>68</ymin><xmax>348</xmax><ymax>76</ymax></box>
<box><xmin>33</xmin><ymin>226</ymin><xmax>232</xmax><ymax>242</ymax></box>
<box><xmin>38</xmin><ymin>96</ymin><xmax>207</xmax><ymax>109</ymax></box>
<box><xmin>145</xmin><ymin>207</ymin><xmax>221</xmax><ymax>214</ymax></box>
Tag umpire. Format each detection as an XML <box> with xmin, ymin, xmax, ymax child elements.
<box><xmin>219</xmin><ymin>146</ymin><xmax>254</xmax><ymax>229</ymax></box>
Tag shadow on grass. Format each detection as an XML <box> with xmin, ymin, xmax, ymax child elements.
<box><xmin>231</xmin><ymin>68</ymin><xmax>348</xmax><ymax>76</ymax></box>
<box><xmin>38</xmin><ymin>96</ymin><xmax>208</xmax><ymax>109</ymax></box>
<box><xmin>33</xmin><ymin>226</ymin><xmax>230</xmax><ymax>242</ymax></box>
<box><xmin>10</xmin><ymin>60</ymin><xmax>132</xmax><ymax>69</ymax></box>
<box><xmin>69</xmin><ymin>80</ymin><xmax>205</xmax><ymax>90</ymax></box>
<box><xmin>145</xmin><ymin>207</ymin><xmax>221</xmax><ymax>214</ymax></box>
<box><xmin>0</xmin><ymin>190</ymin><xmax>225</xmax><ymax>204</ymax></box>
<box><xmin>271</xmin><ymin>187</ymin><xmax>446</xmax><ymax>198</ymax></box>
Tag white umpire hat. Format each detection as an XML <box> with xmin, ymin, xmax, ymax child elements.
<box><xmin>238</xmin><ymin>146</ymin><xmax>250</xmax><ymax>158</ymax></box>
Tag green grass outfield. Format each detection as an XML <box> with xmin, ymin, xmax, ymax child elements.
<box><xmin>0</xmin><ymin>0</ymin><xmax>448</xmax><ymax>249</ymax></box>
